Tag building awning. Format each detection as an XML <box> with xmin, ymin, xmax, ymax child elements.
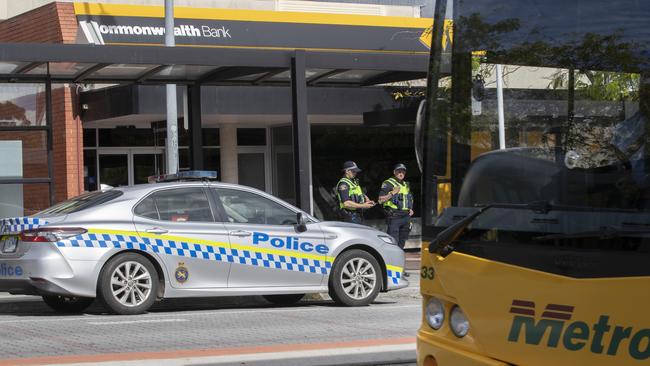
<box><xmin>0</xmin><ymin>43</ymin><xmax>427</xmax><ymax>86</ymax></box>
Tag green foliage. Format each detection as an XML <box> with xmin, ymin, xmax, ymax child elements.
<box><xmin>549</xmin><ymin>70</ymin><xmax>639</xmax><ymax>101</ymax></box>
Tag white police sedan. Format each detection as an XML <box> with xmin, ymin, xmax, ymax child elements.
<box><xmin>0</xmin><ymin>171</ymin><xmax>407</xmax><ymax>314</ymax></box>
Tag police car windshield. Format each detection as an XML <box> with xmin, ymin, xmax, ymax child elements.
<box><xmin>38</xmin><ymin>190</ymin><xmax>124</xmax><ymax>215</ymax></box>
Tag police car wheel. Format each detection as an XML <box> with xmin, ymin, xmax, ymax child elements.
<box><xmin>263</xmin><ymin>294</ymin><xmax>305</xmax><ymax>306</ymax></box>
<box><xmin>42</xmin><ymin>295</ymin><xmax>94</xmax><ymax>313</ymax></box>
<box><xmin>98</xmin><ymin>253</ymin><xmax>159</xmax><ymax>315</ymax></box>
<box><xmin>328</xmin><ymin>250</ymin><xmax>381</xmax><ymax>306</ymax></box>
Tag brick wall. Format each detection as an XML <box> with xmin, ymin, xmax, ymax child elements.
<box><xmin>0</xmin><ymin>2</ymin><xmax>83</xmax><ymax>212</ymax></box>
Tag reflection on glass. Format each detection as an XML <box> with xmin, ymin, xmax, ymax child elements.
<box><xmin>133</xmin><ymin>153</ymin><xmax>163</xmax><ymax>185</ymax></box>
<box><xmin>99</xmin><ymin>154</ymin><xmax>128</xmax><ymax>187</ymax></box>
<box><xmin>0</xmin><ymin>84</ymin><xmax>46</xmax><ymax>127</ymax></box>
<box><xmin>238</xmin><ymin>153</ymin><xmax>266</xmax><ymax>191</ymax></box>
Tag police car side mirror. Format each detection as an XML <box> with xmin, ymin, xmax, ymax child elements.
<box><xmin>295</xmin><ymin>212</ymin><xmax>308</xmax><ymax>233</ymax></box>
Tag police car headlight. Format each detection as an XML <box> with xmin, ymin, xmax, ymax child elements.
<box><xmin>425</xmin><ymin>297</ymin><xmax>444</xmax><ymax>330</ymax></box>
<box><xmin>377</xmin><ymin>235</ymin><xmax>395</xmax><ymax>244</ymax></box>
<box><xmin>450</xmin><ymin>305</ymin><xmax>470</xmax><ymax>337</ymax></box>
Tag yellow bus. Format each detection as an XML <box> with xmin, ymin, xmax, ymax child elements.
<box><xmin>416</xmin><ymin>0</ymin><xmax>650</xmax><ymax>365</ymax></box>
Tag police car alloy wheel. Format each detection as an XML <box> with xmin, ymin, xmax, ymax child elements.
<box><xmin>98</xmin><ymin>253</ymin><xmax>159</xmax><ymax>315</ymax></box>
<box><xmin>263</xmin><ymin>294</ymin><xmax>305</xmax><ymax>306</ymax></box>
<box><xmin>42</xmin><ymin>295</ymin><xmax>94</xmax><ymax>313</ymax></box>
<box><xmin>328</xmin><ymin>249</ymin><xmax>381</xmax><ymax>306</ymax></box>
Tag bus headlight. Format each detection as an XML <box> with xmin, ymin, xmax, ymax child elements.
<box><xmin>450</xmin><ymin>306</ymin><xmax>469</xmax><ymax>337</ymax></box>
<box><xmin>425</xmin><ymin>297</ymin><xmax>445</xmax><ymax>330</ymax></box>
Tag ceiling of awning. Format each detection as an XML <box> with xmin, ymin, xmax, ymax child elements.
<box><xmin>0</xmin><ymin>43</ymin><xmax>428</xmax><ymax>86</ymax></box>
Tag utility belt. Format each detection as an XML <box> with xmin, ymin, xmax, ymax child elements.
<box><xmin>384</xmin><ymin>208</ymin><xmax>410</xmax><ymax>218</ymax></box>
<box><xmin>340</xmin><ymin>208</ymin><xmax>363</xmax><ymax>216</ymax></box>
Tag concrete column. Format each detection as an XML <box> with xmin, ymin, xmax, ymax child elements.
<box><xmin>219</xmin><ymin>124</ymin><xmax>238</xmax><ymax>184</ymax></box>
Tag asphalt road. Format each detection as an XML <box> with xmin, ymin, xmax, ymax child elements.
<box><xmin>0</xmin><ymin>257</ymin><xmax>422</xmax><ymax>366</ymax></box>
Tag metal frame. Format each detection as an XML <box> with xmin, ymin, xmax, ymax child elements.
<box><xmin>0</xmin><ymin>42</ymin><xmax>428</xmax><ymax>212</ymax></box>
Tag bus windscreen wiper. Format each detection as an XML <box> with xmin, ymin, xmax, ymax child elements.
<box><xmin>428</xmin><ymin>201</ymin><xmax>638</xmax><ymax>257</ymax></box>
<box><xmin>534</xmin><ymin>227</ymin><xmax>650</xmax><ymax>241</ymax></box>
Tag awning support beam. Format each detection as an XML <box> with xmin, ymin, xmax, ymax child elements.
<box><xmin>307</xmin><ymin>69</ymin><xmax>346</xmax><ymax>86</ymax></box>
<box><xmin>135</xmin><ymin>65</ymin><xmax>170</xmax><ymax>83</ymax></box>
<box><xmin>73</xmin><ymin>63</ymin><xmax>110</xmax><ymax>83</ymax></box>
<box><xmin>291</xmin><ymin>50</ymin><xmax>312</xmax><ymax>214</ymax></box>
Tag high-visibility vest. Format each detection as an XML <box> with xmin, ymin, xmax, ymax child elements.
<box><xmin>382</xmin><ymin>177</ymin><xmax>413</xmax><ymax>211</ymax></box>
<box><xmin>337</xmin><ymin>177</ymin><xmax>364</xmax><ymax>210</ymax></box>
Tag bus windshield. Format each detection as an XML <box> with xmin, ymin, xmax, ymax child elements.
<box><xmin>423</xmin><ymin>0</ymin><xmax>650</xmax><ymax>260</ymax></box>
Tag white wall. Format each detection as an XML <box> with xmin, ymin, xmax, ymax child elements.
<box><xmin>0</xmin><ymin>0</ymin><xmax>421</xmax><ymax>20</ymax></box>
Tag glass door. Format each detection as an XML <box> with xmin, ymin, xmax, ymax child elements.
<box><xmin>98</xmin><ymin>151</ymin><xmax>129</xmax><ymax>187</ymax></box>
<box><xmin>237</xmin><ymin>146</ymin><xmax>269</xmax><ymax>192</ymax></box>
<box><xmin>97</xmin><ymin>148</ymin><xmax>164</xmax><ymax>187</ymax></box>
<box><xmin>270</xmin><ymin>126</ymin><xmax>296</xmax><ymax>205</ymax></box>
<box><xmin>132</xmin><ymin>149</ymin><xmax>164</xmax><ymax>185</ymax></box>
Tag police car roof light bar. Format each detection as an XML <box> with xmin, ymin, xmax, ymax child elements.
<box><xmin>148</xmin><ymin>170</ymin><xmax>218</xmax><ymax>183</ymax></box>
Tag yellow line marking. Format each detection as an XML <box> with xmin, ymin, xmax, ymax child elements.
<box><xmin>86</xmin><ymin>228</ymin><xmax>332</xmax><ymax>263</ymax></box>
<box><xmin>386</xmin><ymin>264</ymin><xmax>403</xmax><ymax>272</ymax></box>
<box><xmin>73</xmin><ymin>2</ymin><xmax>432</xmax><ymax>29</ymax></box>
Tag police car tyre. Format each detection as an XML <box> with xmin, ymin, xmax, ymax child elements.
<box><xmin>262</xmin><ymin>294</ymin><xmax>305</xmax><ymax>306</ymax></box>
<box><xmin>98</xmin><ymin>253</ymin><xmax>159</xmax><ymax>315</ymax></box>
<box><xmin>328</xmin><ymin>249</ymin><xmax>380</xmax><ymax>306</ymax></box>
<box><xmin>42</xmin><ymin>295</ymin><xmax>94</xmax><ymax>313</ymax></box>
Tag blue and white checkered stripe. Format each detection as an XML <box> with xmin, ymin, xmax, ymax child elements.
<box><xmin>57</xmin><ymin>232</ymin><xmax>332</xmax><ymax>275</ymax></box>
<box><xmin>0</xmin><ymin>217</ymin><xmax>49</xmax><ymax>234</ymax></box>
<box><xmin>386</xmin><ymin>269</ymin><xmax>402</xmax><ymax>285</ymax></box>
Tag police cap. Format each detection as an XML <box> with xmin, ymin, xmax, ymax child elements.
<box><xmin>342</xmin><ymin>161</ymin><xmax>362</xmax><ymax>172</ymax></box>
<box><xmin>393</xmin><ymin>163</ymin><xmax>407</xmax><ymax>172</ymax></box>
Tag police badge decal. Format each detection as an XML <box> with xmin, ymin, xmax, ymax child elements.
<box><xmin>175</xmin><ymin>262</ymin><xmax>189</xmax><ymax>283</ymax></box>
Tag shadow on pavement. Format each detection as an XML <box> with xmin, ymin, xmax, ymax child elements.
<box><xmin>0</xmin><ymin>295</ymin><xmax>400</xmax><ymax>317</ymax></box>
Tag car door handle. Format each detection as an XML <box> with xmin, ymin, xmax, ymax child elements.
<box><xmin>229</xmin><ymin>230</ymin><xmax>252</xmax><ymax>237</ymax></box>
<box><xmin>145</xmin><ymin>227</ymin><xmax>168</xmax><ymax>235</ymax></box>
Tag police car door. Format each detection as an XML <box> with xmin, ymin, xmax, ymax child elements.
<box><xmin>211</xmin><ymin>187</ymin><xmax>327</xmax><ymax>288</ymax></box>
<box><xmin>132</xmin><ymin>186</ymin><xmax>231</xmax><ymax>288</ymax></box>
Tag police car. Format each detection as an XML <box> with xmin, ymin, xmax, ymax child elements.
<box><xmin>0</xmin><ymin>171</ymin><xmax>407</xmax><ymax>314</ymax></box>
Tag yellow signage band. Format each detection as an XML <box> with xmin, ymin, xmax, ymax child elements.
<box><xmin>74</xmin><ymin>2</ymin><xmax>432</xmax><ymax>29</ymax></box>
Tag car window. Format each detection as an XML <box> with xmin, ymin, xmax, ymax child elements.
<box><xmin>134</xmin><ymin>187</ymin><xmax>213</xmax><ymax>222</ymax></box>
<box><xmin>38</xmin><ymin>190</ymin><xmax>123</xmax><ymax>215</ymax></box>
<box><xmin>214</xmin><ymin>188</ymin><xmax>297</xmax><ymax>225</ymax></box>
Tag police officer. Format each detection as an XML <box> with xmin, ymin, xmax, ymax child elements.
<box><xmin>336</xmin><ymin>161</ymin><xmax>376</xmax><ymax>224</ymax></box>
<box><xmin>378</xmin><ymin>163</ymin><xmax>414</xmax><ymax>250</ymax></box>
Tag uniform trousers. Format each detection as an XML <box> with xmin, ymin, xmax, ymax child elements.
<box><xmin>386</xmin><ymin>211</ymin><xmax>410</xmax><ymax>249</ymax></box>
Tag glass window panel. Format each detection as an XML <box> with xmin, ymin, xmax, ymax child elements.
<box><xmin>237</xmin><ymin>128</ymin><xmax>266</xmax><ymax>146</ymax></box>
<box><xmin>83</xmin><ymin>150</ymin><xmax>97</xmax><ymax>192</ymax></box>
<box><xmin>0</xmin><ymin>131</ymin><xmax>48</xmax><ymax>179</ymax></box>
<box><xmin>27</xmin><ymin>62</ymin><xmax>95</xmax><ymax>76</ymax></box>
<box><xmin>83</xmin><ymin>128</ymin><xmax>96</xmax><ymax>147</ymax></box>
<box><xmin>98</xmin><ymin>154</ymin><xmax>128</xmax><ymax>187</ymax></box>
<box><xmin>98</xmin><ymin>128</ymin><xmax>155</xmax><ymax>147</ymax></box>
<box><xmin>149</xmin><ymin>65</ymin><xmax>218</xmax><ymax>80</ymax></box>
<box><xmin>0</xmin><ymin>83</ymin><xmax>46</xmax><ymax>127</ymax></box>
<box><xmin>92</xmin><ymin>64</ymin><xmax>159</xmax><ymax>78</ymax></box>
<box><xmin>203</xmin><ymin>148</ymin><xmax>220</xmax><ymax>172</ymax></box>
<box><xmin>0</xmin><ymin>62</ymin><xmax>25</xmax><ymax>74</ymax></box>
<box><xmin>238</xmin><ymin>153</ymin><xmax>266</xmax><ymax>191</ymax></box>
<box><xmin>147</xmin><ymin>187</ymin><xmax>213</xmax><ymax>222</ymax></box>
<box><xmin>0</xmin><ymin>183</ymin><xmax>50</xmax><ymax>217</ymax></box>
<box><xmin>134</xmin><ymin>196</ymin><xmax>158</xmax><ymax>220</ymax></box>
<box><xmin>325</xmin><ymin>70</ymin><xmax>386</xmax><ymax>82</ymax></box>
<box><xmin>228</xmin><ymin>72</ymin><xmax>269</xmax><ymax>81</ymax></box>
<box><xmin>133</xmin><ymin>153</ymin><xmax>164</xmax><ymax>185</ymax></box>
<box><xmin>202</xmin><ymin>128</ymin><xmax>220</xmax><ymax>146</ymax></box>
<box><xmin>214</xmin><ymin>188</ymin><xmax>297</xmax><ymax>225</ymax></box>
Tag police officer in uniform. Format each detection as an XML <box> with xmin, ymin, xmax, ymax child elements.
<box><xmin>336</xmin><ymin>161</ymin><xmax>376</xmax><ymax>224</ymax></box>
<box><xmin>378</xmin><ymin>163</ymin><xmax>414</xmax><ymax>249</ymax></box>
